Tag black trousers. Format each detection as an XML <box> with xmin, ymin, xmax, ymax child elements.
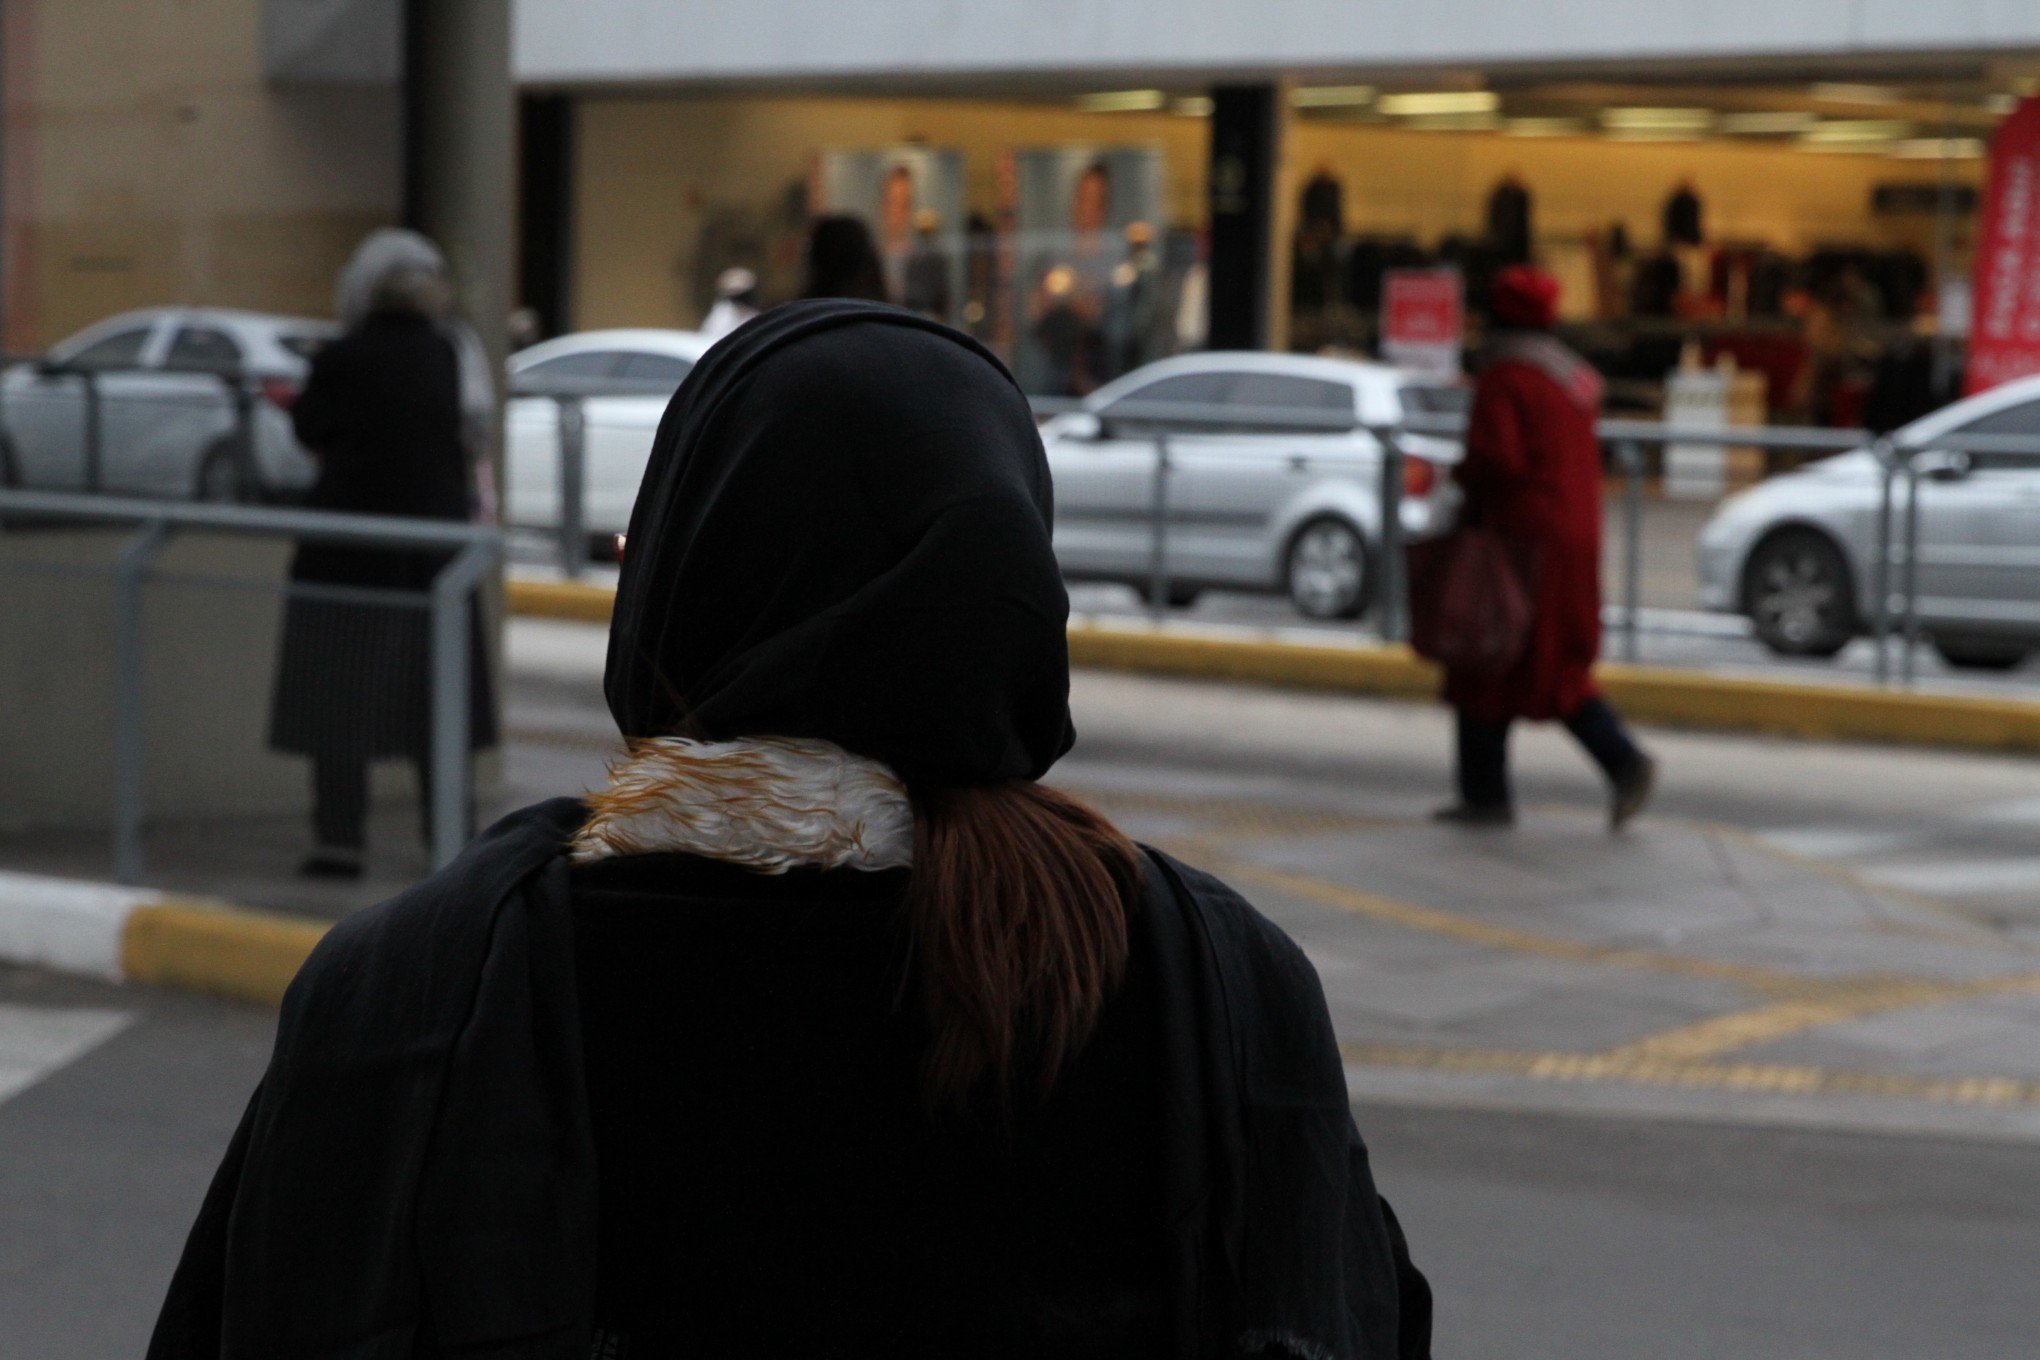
<box><xmin>312</xmin><ymin>755</ymin><xmax>469</xmax><ymax>852</ymax></box>
<box><xmin>1455</xmin><ymin>697</ymin><xmax>1644</xmax><ymax>811</ymax></box>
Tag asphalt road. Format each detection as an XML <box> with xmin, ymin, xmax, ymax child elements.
<box><xmin>4</xmin><ymin>963</ymin><xmax>2036</xmax><ymax>1360</ymax></box>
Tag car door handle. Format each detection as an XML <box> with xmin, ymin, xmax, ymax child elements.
<box><xmin>1287</xmin><ymin>455</ymin><xmax>1308</xmax><ymax>473</ymax></box>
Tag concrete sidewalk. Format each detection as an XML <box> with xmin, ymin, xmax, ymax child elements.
<box><xmin>5</xmin><ymin>616</ymin><xmax>2038</xmax><ymax>1140</ymax></box>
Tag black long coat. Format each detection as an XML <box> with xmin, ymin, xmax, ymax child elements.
<box><xmin>146</xmin><ymin>800</ymin><xmax>1431</xmax><ymax>1359</ymax></box>
<box><xmin>267</xmin><ymin>311</ymin><xmax>495</xmax><ymax>760</ymax></box>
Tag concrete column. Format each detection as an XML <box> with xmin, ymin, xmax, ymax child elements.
<box><xmin>1205</xmin><ymin>84</ymin><xmax>1285</xmax><ymax>351</ymax></box>
<box><xmin>402</xmin><ymin>0</ymin><xmax>513</xmax><ymax>401</ymax></box>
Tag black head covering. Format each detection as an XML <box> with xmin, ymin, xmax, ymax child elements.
<box><xmin>604</xmin><ymin>299</ymin><xmax>1075</xmax><ymax>788</ymax></box>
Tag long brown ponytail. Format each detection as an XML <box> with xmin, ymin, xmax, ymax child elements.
<box><xmin>904</xmin><ymin>781</ymin><xmax>1139</xmax><ymax>1113</ymax></box>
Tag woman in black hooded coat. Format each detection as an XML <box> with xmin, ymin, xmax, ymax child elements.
<box><xmin>148</xmin><ymin>300</ymin><xmax>1430</xmax><ymax>1360</ymax></box>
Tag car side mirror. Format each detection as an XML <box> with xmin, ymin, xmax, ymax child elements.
<box><xmin>1918</xmin><ymin>449</ymin><xmax>1973</xmax><ymax>482</ymax></box>
<box><xmin>1060</xmin><ymin>411</ymin><xmax>1105</xmax><ymax>442</ymax></box>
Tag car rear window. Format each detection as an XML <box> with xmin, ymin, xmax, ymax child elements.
<box><xmin>1399</xmin><ymin>384</ymin><xmax>1471</xmax><ymax>418</ymax></box>
<box><xmin>278</xmin><ymin>332</ymin><xmax>328</xmax><ymax>361</ymax></box>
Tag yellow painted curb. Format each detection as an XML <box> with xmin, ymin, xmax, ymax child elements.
<box><xmin>506</xmin><ymin>577</ymin><xmax>614</xmax><ymax>623</ymax></box>
<box><xmin>121</xmin><ymin>899</ymin><xmax>329</xmax><ymax>1007</ymax></box>
<box><xmin>1067</xmin><ymin>622</ymin><xmax>2040</xmax><ymax>756</ymax></box>
<box><xmin>506</xmin><ymin>580</ymin><xmax>2040</xmax><ymax>755</ymax></box>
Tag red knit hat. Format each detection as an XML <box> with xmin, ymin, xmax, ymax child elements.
<box><xmin>1491</xmin><ymin>265</ymin><xmax>1560</xmax><ymax>328</ymax></box>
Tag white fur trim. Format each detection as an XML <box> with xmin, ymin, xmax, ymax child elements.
<box><xmin>571</xmin><ymin>736</ymin><xmax>914</xmax><ymax>873</ymax></box>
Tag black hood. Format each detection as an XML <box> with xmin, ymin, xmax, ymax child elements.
<box><xmin>603</xmin><ymin>299</ymin><xmax>1075</xmax><ymax>787</ymax></box>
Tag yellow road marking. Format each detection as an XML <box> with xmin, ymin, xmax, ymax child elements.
<box><xmin>1341</xmin><ymin>1042</ymin><xmax>2040</xmax><ymax>1107</ymax></box>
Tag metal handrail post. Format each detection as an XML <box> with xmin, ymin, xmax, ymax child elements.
<box><xmin>1374</xmin><ymin>427</ymin><xmax>1407</xmax><ymax>642</ymax></box>
<box><xmin>1146</xmin><ymin>432</ymin><xmax>1173</xmax><ymax>624</ymax></box>
<box><xmin>428</xmin><ymin>538</ymin><xmax>498</xmax><ymax>870</ymax></box>
<box><xmin>555</xmin><ymin>395</ymin><xmax>587</xmax><ymax>579</ymax></box>
<box><xmin>1869</xmin><ymin>437</ymin><xmax>1895</xmax><ymax>684</ymax></box>
<box><xmin>1619</xmin><ymin>438</ymin><xmax>1644</xmax><ymax>663</ymax></box>
<box><xmin>112</xmin><ymin>520</ymin><xmax>171</xmax><ymax>884</ymax></box>
<box><xmin>228</xmin><ymin>376</ymin><xmax>258</xmax><ymax>500</ymax></box>
<box><xmin>83</xmin><ymin>371</ymin><xmax>104</xmax><ymax>494</ymax></box>
<box><xmin>1899</xmin><ymin>455</ymin><xmax>1923</xmax><ymax>687</ymax></box>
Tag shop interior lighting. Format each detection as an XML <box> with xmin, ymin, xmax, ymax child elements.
<box><xmin>1719</xmin><ymin>110</ymin><xmax>1820</xmax><ymax>135</ymax></box>
<box><xmin>1600</xmin><ymin>107</ymin><xmax>1715</xmax><ymax>132</ymax></box>
<box><xmin>1401</xmin><ymin>113</ymin><xmax>1503</xmax><ymax>132</ymax></box>
<box><xmin>1171</xmin><ymin>96</ymin><xmax>1214</xmax><ymax>117</ymax></box>
<box><xmin>1984</xmin><ymin>92</ymin><xmax>2020</xmax><ymax>114</ymax></box>
<box><xmin>1074</xmin><ymin>89</ymin><xmax>1166</xmax><ymax>113</ymax></box>
<box><xmin>1603</xmin><ymin>128</ymin><xmax>1707</xmax><ymax>143</ymax></box>
<box><xmin>1376</xmin><ymin>90</ymin><xmax>1499</xmax><ymax>116</ymax></box>
<box><xmin>1889</xmin><ymin>137</ymin><xmax>1987</xmax><ymax>159</ymax></box>
<box><xmin>1292</xmin><ymin>85</ymin><xmax>1377</xmax><ymax>109</ymax></box>
<box><xmin>1810</xmin><ymin>82</ymin><xmax>1902</xmax><ymax>104</ymax></box>
<box><xmin>1799</xmin><ymin>118</ymin><xmax>1915</xmax><ymax>144</ymax></box>
<box><xmin>1502</xmin><ymin>117</ymin><xmax>1587</xmax><ymax>137</ymax></box>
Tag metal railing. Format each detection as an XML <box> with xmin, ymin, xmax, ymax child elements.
<box><xmin>0</xmin><ymin>354</ymin><xmax>275</xmax><ymax>500</ymax></box>
<box><xmin>0</xmin><ymin>488</ymin><xmax>500</xmax><ymax>882</ymax></box>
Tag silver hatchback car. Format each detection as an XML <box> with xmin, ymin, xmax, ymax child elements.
<box><xmin>1042</xmin><ymin>352</ymin><xmax>1464</xmax><ymax>619</ymax></box>
<box><xmin>1698</xmin><ymin>372</ymin><xmax>2040</xmax><ymax>669</ymax></box>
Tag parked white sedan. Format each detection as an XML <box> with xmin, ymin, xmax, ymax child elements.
<box><xmin>1698</xmin><ymin>372</ymin><xmax>2040</xmax><ymax>668</ymax></box>
<box><xmin>1043</xmin><ymin>352</ymin><xmax>1465</xmax><ymax>618</ymax></box>
<box><xmin>503</xmin><ymin>329</ymin><xmax>713</xmax><ymax>550</ymax></box>
<box><xmin>0</xmin><ymin>307</ymin><xmax>331</xmax><ymax>501</ymax></box>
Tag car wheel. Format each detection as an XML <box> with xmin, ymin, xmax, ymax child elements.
<box><xmin>194</xmin><ymin>443</ymin><xmax>246</xmax><ymax>503</ymax></box>
<box><xmin>1284</xmin><ymin>517</ymin><xmax>1371</xmax><ymax>621</ymax></box>
<box><xmin>1744</xmin><ymin>529</ymin><xmax>1854</xmax><ymax>658</ymax></box>
<box><xmin>1931</xmin><ymin>636</ymin><xmax>2032</xmax><ymax>671</ymax></box>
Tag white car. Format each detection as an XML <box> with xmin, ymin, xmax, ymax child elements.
<box><xmin>1042</xmin><ymin>352</ymin><xmax>1465</xmax><ymax>618</ymax></box>
<box><xmin>1698</xmin><ymin>371</ymin><xmax>2040</xmax><ymax>668</ymax></box>
<box><xmin>503</xmin><ymin>329</ymin><xmax>714</xmax><ymax>549</ymax></box>
<box><xmin>0</xmin><ymin>308</ymin><xmax>332</xmax><ymax>500</ymax></box>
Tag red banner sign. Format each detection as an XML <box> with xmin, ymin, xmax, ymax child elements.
<box><xmin>1381</xmin><ymin>268</ymin><xmax>1463</xmax><ymax>378</ymax></box>
<box><xmin>1966</xmin><ymin>96</ymin><xmax>2040</xmax><ymax>394</ymax></box>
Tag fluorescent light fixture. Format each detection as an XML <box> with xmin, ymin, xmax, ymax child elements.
<box><xmin>1401</xmin><ymin>113</ymin><xmax>1502</xmax><ymax>131</ymax></box>
<box><xmin>1503</xmin><ymin>117</ymin><xmax>1586</xmax><ymax>137</ymax></box>
<box><xmin>1801</xmin><ymin>118</ymin><xmax>1915</xmax><ymax>143</ymax></box>
<box><xmin>1890</xmin><ymin>137</ymin><xmax>1987</xmax><ymax>159</ymax></box>
<box><xmin>1984</xmin><ymin>92</ymin><xmax>2020</xmax><ymax>115</ymax></box>
<box><xmin>1719</xmin><ymin>110</ymin><xmax>1819</xmax><ymax>135</ymax></box>
<box><xmin>1376</xmin><ymin>90</ymin><xmax>1498</xmax><ymax>116</ymax></box>
<box><xmin>1292</xmin><ymin>85</ymin><xmax>1377</xmax><ymax>109</ymax></box>
<box><xmin>1811</xmin><ymin>82</ymin><xmax>1900</xmax><ymax>104</ymax></box>
<box><xmin>1075</xmin><ymin>89</ymin><xmax>1166</xmax><ymax>113</ymax></box>
<box><xmin>1604</xmin><ymin>128</ymin><xmax>1706</xmax><ymax>143</ymax></box>
<box><xmin>1601</xmin><ymin>107</ymin><xmax>1714</xmax><ymax>132</ymax></box>
<box><xmin>1171</xmin><ymin>96</ymin><xmax>1214</xmax><ymax>117</ymax></box>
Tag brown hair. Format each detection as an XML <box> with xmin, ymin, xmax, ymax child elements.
<box><xmin>904</xmin><ymin>780</ymin><xmax>1139</xmax><ymax>1113</ymax></box>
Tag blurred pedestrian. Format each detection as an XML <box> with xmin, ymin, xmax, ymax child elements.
<box><xmin>801</xmin><ymin>213</ymin><xmax>889</xmax><ymax>302</ymax></box>
<box><xmin>151</xmin><ymin>302</ymin><xmax>1431</xmax><ymax>1359</ymax></box>
<box><xmin>266</xmin><ymin>229</ymin><xmax>497</xmax><ymax>879</ymax></box>
<box><xmin>1437</xmin><ymin>265</ymin><xmax>1656</xmax><ymax>828</ymax></box>
<box><xmin>901</xmin><ymin>208</ymin><xmax>952</xmax><ymax>320</ymax></box>
<box><xmin>699</xmin><ymin>265</ymin><xmax>761</xmax><ymax>338</ymax></box>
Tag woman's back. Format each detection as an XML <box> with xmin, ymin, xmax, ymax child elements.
<box><xmin>571</xmin><ymin>852</ymin><xmax>1169</xmax><ymax>1357</ymax></box>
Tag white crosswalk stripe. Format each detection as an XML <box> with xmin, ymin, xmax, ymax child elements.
<box><xmin>0</xmin><ymin>1004</ymin><xmax>132</xmax><ymax>1107</ymax></box>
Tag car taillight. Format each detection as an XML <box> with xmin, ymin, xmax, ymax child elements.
<box><xmin>260</xmin><ymin>377</ymin><xmax>300</xmax><ymax>410</ymax></box>
<box><xmin>1402</xmin><ymin>454</ymin><xmax>1438</xmax><ymax>498</ymax></box>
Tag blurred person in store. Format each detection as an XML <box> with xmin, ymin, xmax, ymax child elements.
<box><xmin>266</xmin><ymin>228</ymin><xmax>497</xmax><ymax>880</ymax></box>
<box><xmin>1436</xmin><ymin>265</ymin><xmax>1657</xmax><ymax>829</ymax></box>
<box><xmin>1028</xmin><ymin>159</ymin><xmax>1117</xmax><ymax>395</ymax></box>
<box><xmin>150</xmin><ymin>301</ymin><xmax>1431</xmax><ymax>1360</ymax></box>
<box><xmin>699</xmin><ymin>265</ymin><xmax>762</xmax><ymax>339</ymax></box>
<box><xmin>801</xmin><ymin>212</ymin><xmax>890</xmax><ymax>303</ymax></box>
<box><xmin>902</xmin><ymin>208</ymin><xmax>953</xmax><ymax>320</ymax></box>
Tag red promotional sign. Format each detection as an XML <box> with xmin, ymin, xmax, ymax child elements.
<box><xmin>1381</xmin><ymin>268</ymin><xmax>1464</xmax><ymax>377</ymax></box>
<box><xmin>1966</xmin><ymin>96</ymin><xmax>2040</xmax><ymax>394</ymax></box>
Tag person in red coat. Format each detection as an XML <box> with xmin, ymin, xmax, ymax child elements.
<box><xmin>1438</xmin><ymin>266</ymin><xmax>1657</xmax><ymax>827</ymax></box>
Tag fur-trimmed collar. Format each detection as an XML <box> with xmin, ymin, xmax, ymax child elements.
<box><xmin>571</xmin><ymin>736</ymin><xmax>914</xmax><ymax>873</ymax></box>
